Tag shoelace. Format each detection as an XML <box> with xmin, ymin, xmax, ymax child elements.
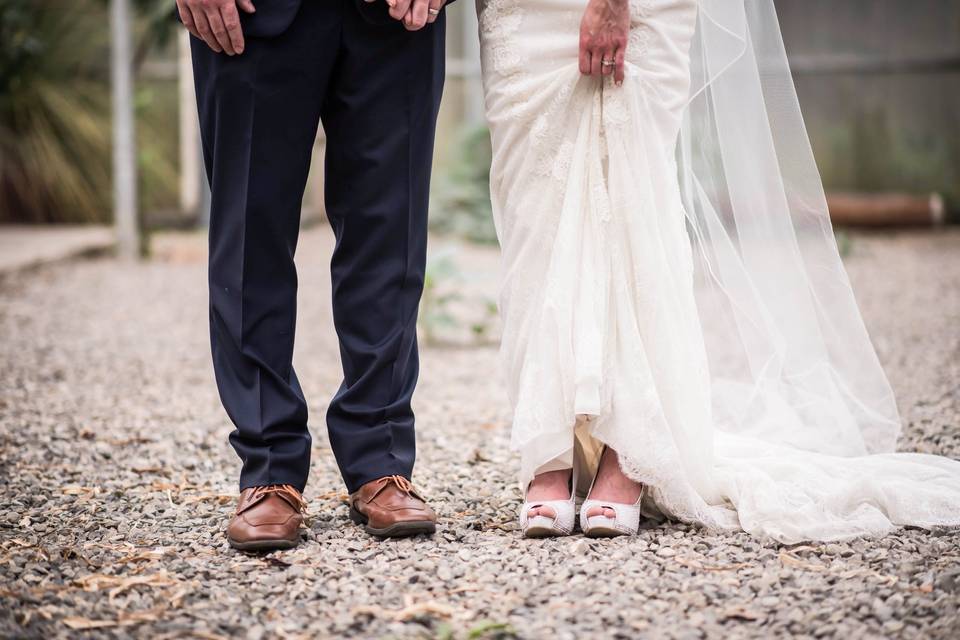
<box><xmin>384</xmin><ymin>475</ymin><xmax>415</xmax><ymax>495</ymax></box>
<box><xmin>387</xmin><ymin>476</ymin><xmax>413</xmax><ymax>493</ymax></box>
<box><xmin>249</xmin><ymin>484</ymin><xmax>308</xmax><ymax>513</ymax></box>
<box><xmin>378</xmin><ymin>475</ymin><xmax>427</xmax><ymax>502</ymax></box>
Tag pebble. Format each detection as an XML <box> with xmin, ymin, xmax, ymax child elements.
<box><xmin>883</xmin><ymin>620</ymin><xmax>906</xmax><ymax>633</ymax></box>
<box><xmin>872</xmin><ymin>599</ymin><xmax>893</xmax><ymax>622</ymax></box>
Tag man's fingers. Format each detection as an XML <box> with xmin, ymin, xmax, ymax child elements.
<box><xmin>390</xmin><ymin>0</ymin><xmax>412</xmax><ymax>21</ymax></box>
<box><xmin>191</xmin><ymin>10</ymin><xmax>222</xmax><ymax>53</ymax></box>
<box><xmin>407</xmin><ymin>0</ymin><xmax>430</xmax><ymax>30</ymax></box>
<box><xmin>237</xmin><ymin>0</ymin><xmax>257</xmax><ymax>13</ymax></box>
<box><xmin>426</xmin><ymin>0</ymin><xmax>445</xmax><ymax>23</ymax></box>
<box><xmin>220</xmin><ymin>4</ymin><xmax>245</xmax><ymax>55</ymax></box>
<box><xmin>614</xmin><ymin>48</ymin><xmax>626</xmax><ymax>86</ymax></box>
<box><xmin>204</xmin><ymin>9</ymin><xmax>235</xmax><ymax>55</ymax></box>
<box><xmin>176</xmin><ymin>1</ymin><xmax>202</xmax><ymax>40</ymax></box>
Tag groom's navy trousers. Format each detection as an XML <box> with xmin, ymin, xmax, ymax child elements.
<box><xmin>189</xmin><ymin>0</ymin><xmax>445</xmax><ymax>493</ymax></box>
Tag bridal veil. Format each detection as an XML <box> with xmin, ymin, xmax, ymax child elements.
<box><xmin>674</xmin><ymin>0</ymin><xmax>960</xmax><ymax>540</ymax></box>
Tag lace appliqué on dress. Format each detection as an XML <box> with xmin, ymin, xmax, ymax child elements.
<box><xmin>479</xmin><ymin>0</ymin><xmax>527</xmax><ymax>77</ymax></box>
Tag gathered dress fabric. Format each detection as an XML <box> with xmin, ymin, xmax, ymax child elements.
<box><xmin>477</xmin><ymin>0</ymin><xmax>960</xmax><ymax>543</ymax></box>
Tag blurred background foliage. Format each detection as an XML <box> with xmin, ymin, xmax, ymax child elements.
<box><xmin>429</xmin><ymin>125</ymin><xmax>497</xmax><ymax>245</ymax></box>
<box><xmin>0</xmin><ymin>0</ymin><xmax>176</xmax><ymax>224</ymax></box>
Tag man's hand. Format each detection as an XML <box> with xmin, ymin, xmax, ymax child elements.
<box><xmin>384</xmin><ymin>0</ymin><xmax>446</xmax><ymax>31</ymax></box>
<box><xmin>424</xmin><ymin>0</ymin><xmax>446</xmax><ymax>25</ymax></box>
<box><xmin>579</xmin><ymin>0</ymin><xmax>629</xmax><ymax>86</ymax></box>
<box><xmin>177</xmin><ymin>0</ymin><xmax>257</xmax><ymax>55</ymax></box>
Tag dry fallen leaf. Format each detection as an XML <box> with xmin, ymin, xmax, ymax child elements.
<box><xmin>468</xmin><ymin>449</ymin><xmax>491</xmax><ymax>464</ymax></box>
<box><xmin>351</xmin><ymin>601</ymin><xmax>457</xmax><ymax>621</ymax></box>
<box><xmin>163</xmin><ymin>585</ymin><xmax>194</xmax><ymax>608</ymax></box>
<box><xmin>60</xmin><ymin>546</ymin><xmax>98</xmax><ymax>568</ymax></box>
<box><xmin>835</xmin><ymin>568</ymin><xmax>899</xmax><ymax>586</ymax></box>
<box><xmin>116</xmin><ymin>547</ymin><xmax>171</xmax><ymax>564</ymax></box>
<box><xmin>62</xmin><ymin>486</ymin><xmax>102</xmax><ymax>497</ymax></box>
<box><xmin>720</xmin><ymin>605</ymin><xmax>762</xmax><ymax>622</ymax></box>
<box><xmin>262</xmin><ymin>556</ymin><xmax>292</xmax><ymax>568</ymax></box>
<box><xmin>779</xmin><ymin>549</ymin><xmax>827</xmax><ymax>572</ymax></box>
<box><xmin>777</xmin><ymin>548</ymin><xmax>905</xmax><ymax>590</ymax></box>
<box><xmin>130</xmin><ymin>466</ymin><xmax>167</xmax><ymax>475</ymax></box>
<box><xmin>63</xmin><ymin>616</ymin><xmax>118</xmax><ymax>630</ymax></box>
<box><xmin>62</xmin><ymin>606</ymin><xmax>169</xmax><ymax>631</ymax></box>
<box><xmin>74</xmin><ymin>570</ymin><xmax>179</xmax><ymax>604</ymax></box>
<box><xmin>483</xmin><ymin>520</ymin><xmax>516</xmax><ymax>531</ymax></box>
<box><xmin>311</xmin><ymin>490</ymin><xmax>346</xmax><ymax>501</ymax></box>
<box><xmin>7</xmin><ymin>539</ymin><xmax>35</xmax><ymax>548</ymax></box>
<box><xmin>674</xmin><ymin>556</ymin><xmax>749</xmax><ymax>572</ymax></box>
<box><xmin>105</xmin><ymin>436</ymin><xmax>155</xmax><ymax>446</ymax></box>
<box><xmin>178</xmin><ymin>492</ymin><xmax>234</xmax><ymax>506</ymax></box>
<box><xmin>148</xmin><ymin>481</ymin><xmax>181</xmax><ymax>492</ymax></box>
<box><xmin>3</xmin><ymin>540</ymin><xmax>50</xmax><ymax>562</ymax></box>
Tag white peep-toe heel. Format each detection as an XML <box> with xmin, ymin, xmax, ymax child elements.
<box><xmin>579</xmin><ymin>451</ymin><xmax>643</xmax><ymax>538</ymax></box>
<box><xmin>519</xmin><ymin>467</ymin><xmax>577</xmax><ymax>538</ymax></box>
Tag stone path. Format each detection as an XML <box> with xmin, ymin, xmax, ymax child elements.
<box><xmin>0</xmin><ymin>225</ymin><xmax>115</xmax><ymax>275</ymax></box>
<box><xmin>1</xmin><ymin>227</ymin><xmax>958</xmax><ymax>639</ymax></box>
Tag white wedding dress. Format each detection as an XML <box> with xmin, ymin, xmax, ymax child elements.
<box><xmin>477</xmin><ymin>0</ymin><xmax>960</xmax><ymax>542</ymax></box>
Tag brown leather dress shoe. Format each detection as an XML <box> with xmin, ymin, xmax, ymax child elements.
<box><xmin>226</xmin><ymin>485</ymin><xmax>307</xmax><ymax>551</ymax></box>
<box><xmin>349</xmin><ymin>475</ymin><xmax>436</xmax><ymax>538</ymax></box>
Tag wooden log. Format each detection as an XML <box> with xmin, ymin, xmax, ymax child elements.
<box><xmin>827</xmin><ymin>192</ymin><xmax>945</xmax><ymax>227</ymax></box>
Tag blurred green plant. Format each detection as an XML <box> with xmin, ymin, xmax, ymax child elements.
<box><xmin>0</xmin><ymin>0</ymin><xmax>111</xmax><ymax>222</ymax></box>
<box><xmin>430</xmin><ymin>124</ymin><xmax>498</xmax><ymax>245</ymax></box>
<box><xmin>835</xmin><ymin>228</ymin><xmax>853</xmax><ymax>258</ymax></box>
<box><xmin>0</xmin><ymin>0</ymin><xmax>178</xmax><ymax>224</ymax></box>
<box><xmin>419</xmin><ymin>248</ymin><xmax>499</xmax><ymax>347</ymax></box>
<box><xmin>420</xmin><ymin>250</ymin><xmax>463</xmax><ymax>346</ymax></box>
<box><xmin>470</xmin><ymin>299</ymin><xmax>499</xmax><ymax>343</ymax></box>
<box><xmin>433</xmin><ymin>620</ymin><xmax>519</xmax><ymax>640</ymax></box>
<box><xmin>130</xmin><ymin>0</ymin><xmax>179</xmax><ymax>61</ymax></box>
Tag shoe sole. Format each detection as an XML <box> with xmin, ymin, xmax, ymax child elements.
<box><xmin>583</xmin><ymin>526</ymin><xmax>630</xmax><ymax>538</ymax></box>
<box><xmin>349</xmin><ymin>506</ymin><xmax>436</xmax><ymax>538</ymax></box>
<box><xmin>523</xmin><ymin>525</ymin><xmax>570</xmax><ymax>538</ymax></box>
<box><xmin>227</xmin><ymin>537</ymin><xmax>300</xmax><ymax>552</ymax></box>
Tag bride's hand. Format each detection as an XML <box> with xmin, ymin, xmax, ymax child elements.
<box><xmin>579</xmin><ymin>0</ymin><xmax>630</xmax><ymax>85</ymax></box>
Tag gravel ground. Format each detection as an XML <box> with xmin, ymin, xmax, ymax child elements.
<box><xmin>1</xmin><ymin>226</ymin><xmax>958</xmax><ymax>639</ymax></box>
